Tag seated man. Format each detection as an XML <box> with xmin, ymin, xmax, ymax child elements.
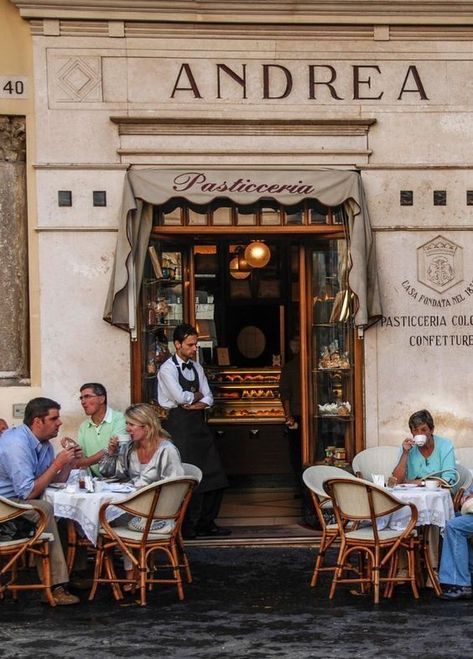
<box><xmin>0</xmin><ymin>397</ymin><xmax>79</xmax><ymax>605</ymax></box>
<box><xmin>439</xmin><ymin>488</ymin><xmax>473</xmax><ymax>600</ymax></box>
<box><xmin>74</xmin><ymin>383</ymin><xmax>126</xmax><ymax>477</ymax></box>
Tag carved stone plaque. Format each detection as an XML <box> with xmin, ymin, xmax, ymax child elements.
<box><xmin>417</xmin><ymin>235</ymin><xmax>463</xmax><ymax>293</ymax></box>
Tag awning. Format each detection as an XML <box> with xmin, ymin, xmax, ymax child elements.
<box><xmin>104</xmin><ymin>168</ymin><xmax>382</xmax><ymax>337</ymax></box>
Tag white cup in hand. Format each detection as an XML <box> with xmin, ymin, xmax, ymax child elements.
<box><xmin>413</xmin><ymin>434</ymin><xmax>427</xmax><ymax>446</ymax></box>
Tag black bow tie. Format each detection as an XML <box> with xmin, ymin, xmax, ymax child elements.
<box><xmin>182</xmin><ymin>362</ymin><xmax>193</xmax><ymax>371</ymax></box>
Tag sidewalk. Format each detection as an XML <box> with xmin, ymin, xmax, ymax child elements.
<box><xmin>1</xmin><ymin>545</ymin><xmax>470</xmax><ymax>658</ymax></box>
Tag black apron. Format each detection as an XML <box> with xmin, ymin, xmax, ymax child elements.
<box><xmin>163</xmin><ymin>356</ymin><xmax>228</xmax><ymax>493</ymax></box>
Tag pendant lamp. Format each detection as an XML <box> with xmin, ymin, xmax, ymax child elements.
<box><xmin>244</xmin><ymin>241</ymin><xmax>271</xmax><ymax>268</ymax></box>
<box><xmin>229</xmin><ymin>246</ymin><xmax>251</xmax><ymax>279</ymax></box>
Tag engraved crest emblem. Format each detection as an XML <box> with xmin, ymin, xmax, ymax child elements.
<box><xmin>417</xmin><ymin>235</ymin><xmax>463</xmax><ymax>293</ymax></box>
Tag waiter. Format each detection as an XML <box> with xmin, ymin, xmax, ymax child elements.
<box><xmin>157</xmin><ymin>323</ymin><xmax>230</xmax><ymax>539</ymax></box>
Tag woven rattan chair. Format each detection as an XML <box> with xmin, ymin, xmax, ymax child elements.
<box><xmin>302</xmin><ymin>466</ymin><xmax>358</xmax><ymax>587</ymax></box>
<box><xmin>455</xmin><ymin>448</ymin><xmax>473</xmax><ymax>470</ymax></box>
<box><xmin>324</xmin><ymin>478</ymin><xmax>419</xmax><ymax>604</ymax></box>
<box><xmin>352</xmin><ymin>446</ymin><xmax>400</xmax><ymax>482</ymax></box>
<box><xmin>452</xmin><ymin>463</ymin><xmax>473</xmax><ymax>511</ymax></box>
<box><xmin>0</xmin><ymin>496</ymin><xmax>56</xmax><ymax>606</ymax></box>
<box><xmin>89</xmin><ymin>475</ymin><xmax>198</xmax><ymax>606</ymax></box>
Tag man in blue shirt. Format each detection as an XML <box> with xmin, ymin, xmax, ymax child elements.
<box><xmin>0</xmin><ymin>397</ymin><xmax>79</xmax><ymax>605</ymax></box>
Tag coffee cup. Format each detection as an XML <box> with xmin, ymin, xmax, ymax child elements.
<box><xmin>117</xmin><ymin>434</ymin><xmax>130</xmax><ymax>455</ymax></box>
<box><xmin>425</xmin><ymin>480</ymin><xmax>439</xmax><ymax>489</ymax></box>
<box><xmin>413</xmin><ymin>434</ymin><xmax>427</xmax><ymax>446</ymax></box>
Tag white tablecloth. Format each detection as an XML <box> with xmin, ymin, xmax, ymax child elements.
<box><xmin>378</xmin><ymin>486</ymin><xmax>455</xmax><ymax>532</ymax></box>
<box><xmin>44</xmin><ymin>483</ymin><xmax>135</xmax><ymax>544</ymax></box>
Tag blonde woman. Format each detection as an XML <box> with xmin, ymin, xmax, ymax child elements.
<box><xmin>99</xmin><ymin>403</ymin><xmax>184</xmax><ymax>588</ymax></box>
<box><xmin>99</xmin><ymin>403</ymin><xmax>184</xmax><ymax>486</ymax></box>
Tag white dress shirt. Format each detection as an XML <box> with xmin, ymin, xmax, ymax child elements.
<box><xmin>157</xmin><ymin>355</ymin><xmax>214</xmax><ymax>409</ymax></box>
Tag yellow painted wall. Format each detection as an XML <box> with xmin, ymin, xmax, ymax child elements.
<box><xmin>0</xmin><ymin>0</ymin><xmax>41</xmax><ymax>426</ymax></box>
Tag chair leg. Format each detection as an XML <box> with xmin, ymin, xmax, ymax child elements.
<box><xmin>66</xmin><ymin>520</ymin><xmax>77</xmax><ymax>574</ymax></box>
<box><xmin>373</xmin><ymin>546</ymin><xmax>381</xmax><ymax>605</ymax></box>
<box><xmin>88</xmin><ymin>543</ymin><xmax>105</xmax><ymax>601</ymax></box>
<box><xmin>383</xmin><ymin>552</ymin><xmax>398</xmax><ymax>599</ymax></box>
<box><xmin>329</xmin><ymin>540</ymin><xmax>346</xmax><ymax>600</ymax></box>
<box><xmin>104</xmin><ymin>553</ymin><xmax>123</xmax><ymax>601</ymax></box>
<box><xmin>137</xmin><ymin>547</ymin><xmax>147</xmax><ymax>606</ymax></box>
<box><xmin>170</xmin><ymin>543</ymin><xmax>185</xmax><ymax>601</ymax></box>
<box><xmin>407</xmin><ymin>545</ymin><xmax>420</xmax><ymax>599</ymax></box>
<box><xmin>177</xmin><ymin>535</ymin><xmax>192</xmax><ymax>584</ymax></box>
<box><xmin>311</xmin><ymin>532</ymin><xmax>333</xmax><ymax>588</ymax></box>
<box><xmin>422</xmin><ymin>536</ymin><xmax>442</xmax><ymax>597</ymax></box>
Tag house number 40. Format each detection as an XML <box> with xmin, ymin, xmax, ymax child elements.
<box><xmin>0</xmin><ymin>77</ymin><xmax>27</xmax><ymax>98</ymax></box>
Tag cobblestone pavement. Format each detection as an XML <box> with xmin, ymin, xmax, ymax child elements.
<box><xmin>1</xmin><ymin>547</ymin><xmax>472</xmax><ymax>658</ymax></box>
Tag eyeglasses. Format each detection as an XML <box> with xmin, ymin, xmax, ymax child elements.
<box><xmin>79</xmin><ymin>394</ymin><xmax>101</xmax><ymax>401</ymax></box>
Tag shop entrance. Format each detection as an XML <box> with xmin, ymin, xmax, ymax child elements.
<box><xmin>135</xmin><ymin>225</ymin><xmax>360</xmax><ymax>531</ymax></box>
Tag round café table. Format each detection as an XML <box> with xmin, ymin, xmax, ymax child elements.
<box><xmin>43</xmin><ymin>481</ymin><xmax>135</xmax><ymax>572</ymax></box>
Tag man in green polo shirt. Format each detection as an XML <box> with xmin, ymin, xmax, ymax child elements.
<box><xmin>76</xmin><ymin>383</ymin><xmax>126</xmax><ymax>477</ymax></box>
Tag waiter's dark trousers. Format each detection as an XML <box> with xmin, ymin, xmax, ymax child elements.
<box><xmin>183</xmin><ymin>488</ymin><xmax>224</xmax><ymax>535</ymax></box>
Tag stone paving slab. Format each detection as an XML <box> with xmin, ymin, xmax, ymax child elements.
<box><xmin>0</xmin><ymin>547</ymin><xmax>472</xmax><ymax>658</ymax></box>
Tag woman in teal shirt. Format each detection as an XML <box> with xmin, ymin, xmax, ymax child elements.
<box><xmin>392</xmin><ymin>409</ymin><xmax>456</xmax><ymax>485</ymax></box>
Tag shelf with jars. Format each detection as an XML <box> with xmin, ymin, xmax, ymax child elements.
<box><xmin>310</xmin><ymin>240</ymin><xmax>355</xmax><ymax>461</ymax></box>
<box><xmin>141</xmin><ymin>248</ymin><xmax>185</xmax><ymax>402</ymax></box>
<box><xmin>206</xmin><ymin>368</ymin><xmax>284</xmax><ymax>424</ymax></box>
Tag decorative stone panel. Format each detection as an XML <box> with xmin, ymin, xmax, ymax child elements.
<box><xmin>0</xmin><ymin>116</ymin><xmax>29</xmax><ymax>382</ymax></box>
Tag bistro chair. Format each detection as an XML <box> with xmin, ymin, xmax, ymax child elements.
<box><xmin>324</xmin><ymin>478</ymin><xmax>419</xmax><ymax>604</ymax></box>
<box><xmin>452</xmin><ymin>464</ymin><xmax>473</xmax><ymax>511</ymax></box>
<box><xmin>0</xmin><ymin>496</ymin><xmax>56</xmax><ymax>606</ymax></box>
<box><xmin>352</xmin><ymin>446</ymin><xmax>400</xmax><ymax>482</ymax></box>
<box><xmin>302</xmin><ymin>465</ymin><xmax>358</xmax><ymax>587</ymax></box>
<box><xmin>89</xmin><ymin>475</ymin><xmax>198</xmax><ymax>606</ymax></box>
<box><xmin>456</xmin><ymin>448</ymin><xmax>473</xmax><ymax>471</ymax></box>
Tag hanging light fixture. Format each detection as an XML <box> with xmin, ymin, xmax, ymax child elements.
<box><xmin>244</xmin><ymin>241</ymin><xmax>271</xmax><ymax>268</ymax></box>
<box><xmin>229</xmin><ymin>246</ymin><xmax>251</xmax><ymax>279</ymax></box>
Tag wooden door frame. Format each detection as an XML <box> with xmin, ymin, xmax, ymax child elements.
<box><xmin>131</xmin><ymin>226</ymin><xmax>365</xmax><ymax>459</ymax></box>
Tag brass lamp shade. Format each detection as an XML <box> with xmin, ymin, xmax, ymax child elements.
<box><xmin>244</xmin><ymin>241</ymin><xmax>271</xmax><ymax>268</ymax></box>
<box><xmin>229</xmin><ymin>256</ymin><xmax>251</xmax><ymax>280</ymax></box>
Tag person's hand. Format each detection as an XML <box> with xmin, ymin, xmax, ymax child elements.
<box><xmin>54</xmin><ymin>447</ymin><xmax>76</xmax><ymax>469</ymax></box>
<box><xmin>108</xmin><ymin>435</ymin><xmax>119</xmax><ymax>455</ymax></box>
<box><xmin>461</xmin><ymin>493</ymin><xmax>473</xmax><ymax>506</ymax></box>
<box><xmin>193</xmin><ymin>391</ymin><xmax>204</xmax><ymax>403</ymax></box>
<box><xmin>402</xmin><ymin>437</ymin><xmax>415</xmax><ymax>453</ymax></box>
<box><xmin>73</xmin><ymin>446</ymin><xmax>83</xmax><ymax>459</ymax></box>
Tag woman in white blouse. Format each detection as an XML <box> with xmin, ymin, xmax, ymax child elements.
<box><xmin>99</xmin><ymin>403</ymin><xmax>184</xmax><ymax>588</ymax></box>
<box><xmin>99</xmin><ymin>402</ymin><xmax>184</xmax><ymax>486</ymax></box>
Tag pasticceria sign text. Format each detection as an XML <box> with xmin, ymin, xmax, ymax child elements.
<box><xmin>170</xmin><ymin>63</ymin><xmax>428</xmax><ymax>101</ymax></box>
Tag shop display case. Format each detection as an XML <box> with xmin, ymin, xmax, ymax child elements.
<box><xmin>311</xmin><ymin>240</ymin><xmax>354</xmax><ymax>464</ymax></box>
<box><xmin>206</xmin><ymin>368</ymin><xmax>284</xmax><ymax>424</ymax></box>
<box><xmin>141</xmin><ymin>247</ymin><xmax>184</xmax><ymax>402</ymax></box>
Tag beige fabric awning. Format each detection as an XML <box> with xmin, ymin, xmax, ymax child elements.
<box><xmin>104</xmin><ymin>168</ymin><xmax>382</xmax><ymax>337</ymax></box>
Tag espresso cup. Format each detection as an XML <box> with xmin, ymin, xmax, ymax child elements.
<box><xmin>425</xmin><ymin>479</ymin><xmax>439</xmax><ymax>489</ymax></box>
<box><xmin>413</xmin><ymin>434</ymin><xmax>427</xmax><ymax>446</ymax></box>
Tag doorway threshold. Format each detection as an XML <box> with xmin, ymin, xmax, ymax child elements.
<box><xmin>183</xmin><ymin>523</ymin><xmax>321</xmax><ymax>548</ymax></box>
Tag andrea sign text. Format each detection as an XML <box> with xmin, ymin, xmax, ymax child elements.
<box><xmin>169</xmin><ymin>62</ymin><xmax>428</xmax><ymax>102</ymax></box>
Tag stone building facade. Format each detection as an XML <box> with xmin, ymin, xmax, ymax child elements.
<box><xmin>3</xmin><ymin>1</ymin><xmax>473</xmax><ymax>453</ymax></box>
